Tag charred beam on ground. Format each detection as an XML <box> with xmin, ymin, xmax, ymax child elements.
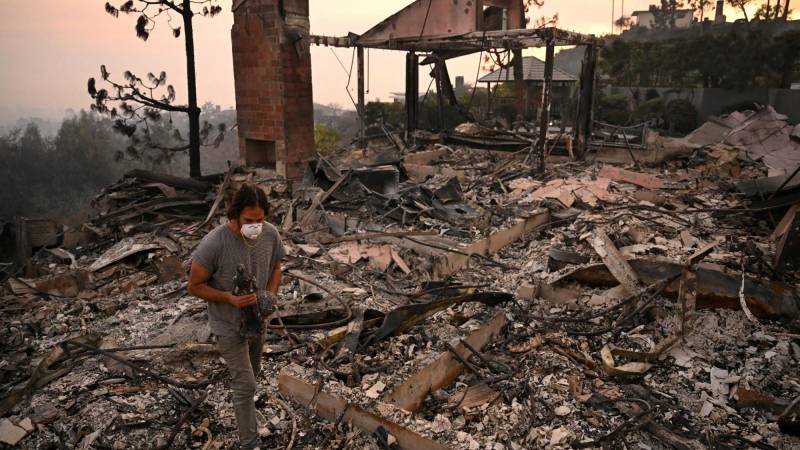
<box><xmin>384</xmin><ymin>312</ymin><xmax>506</xmax><ymax>412</ymax></box>
<box><xmin>278</xmin><ymin>372</ymin><xmax>451</xmax><ymax>450</ymax></box>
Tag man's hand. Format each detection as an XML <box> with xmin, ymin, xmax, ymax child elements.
<box><xmin>227</xmin><ymin>292</ymin><xmax>257</xmax><ymax>309</ymax></box>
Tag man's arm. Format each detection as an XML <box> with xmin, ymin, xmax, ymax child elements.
<box><xmin>188</xmin><ymin>260</ymin><xmax>256</xmax><ymax>308</ymax></box>
<box><xmin>265</xmin><ymin>261</ymin><xmax>281</xmax><ymax>295</ymax></box>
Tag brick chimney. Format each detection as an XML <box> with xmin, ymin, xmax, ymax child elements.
<box><xmin>231</xmin><ymin>0</ymin><xmax>314</xmax><ymax>180</ymax></box>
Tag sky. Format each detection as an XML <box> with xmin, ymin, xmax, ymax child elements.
<box><xmin>0</xmin><ymin>0</ymin><xmax>763</xmax><ymax>123</ymax></box>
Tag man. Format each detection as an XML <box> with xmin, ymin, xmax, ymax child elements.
<box><xmin>188</xmin><ymin>184</ymin><xmax>284</xmax><ymax>450</ymax></box>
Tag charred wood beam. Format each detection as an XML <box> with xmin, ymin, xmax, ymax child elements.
<box><xmin>357</xmin><ymin>46</ymin><xmax>366</xmax><ymax>148</ymax></box>
<box><xmin>512</xmin><ymin>49</ymin><xmax>526</xmax><ymax>118</ymax></box>
<box><xmin>384</xmin><ymin>313</ymin><xmax>507</xmax><ymax>412</ymax></box>
<box><xmin>406</xmin><ymin>51</ymin><xmax>419</xmax><ymax>137</ymax></box>
<box><xmin>278</xmin><ymin>372</ymin><xmax>450</xmax><ymax>450</ymax></box>
<box><xmin>310</xmin><ymin>27</ymin><xmax>597</xmax><ymax>52</ymax></box>
<box><xmin>574</xmin><ymin>44</ymin><xmax>597</xmax><ymax>159</ymax></box>
<box><xmin>125</xmin><ymin>169</ymin><xmax>212</xmax><ymax>192</ymax></box>
<box><xmin>556</xmin><ymin>259</ymin><xmax>800</xmax><ymax>320</ymax></box>
<box><xmin>535</xmin><ymin>32</ymin><xmax>555</xmax><ymax>172</ymax></box>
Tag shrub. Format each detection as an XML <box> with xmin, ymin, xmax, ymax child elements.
<box><xmin>314</xmin><ymin>124</ymin><xmax>341</xmax><ymax>155</ymax></box>
<box><xmin>645</xmin><ymin>89</ymin><xmax>661</xmax><ymax>101</ymax></box>
<box><xmin>664</xmin><ymin>98</ymin><xmax>698</xmax><ymax>134</ymax></box>
<box><xmin>596</xmin><ymin>94</ymin><xmax>631</xmax><ymax>125</ymax></box>
<box><xmin>632</xmin><ymin>97</ymin><xmax>665</xmax><ymax>124</ymax></box>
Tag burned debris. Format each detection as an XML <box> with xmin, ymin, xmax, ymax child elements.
<box><xmin>2</xmin><ymin>1</ymin><xmax>800</xmax><ymax>450</ymax></box>
<box><xmin>3</xmin><ymin>101</ymin><xmax>800</xmax><ymax>448</ymax></box>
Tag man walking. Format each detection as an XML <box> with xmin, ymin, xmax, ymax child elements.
<box><xmin>188</xmin><ymin>184</ymin><xmax>284</xmax><ymax>450</ymax></box>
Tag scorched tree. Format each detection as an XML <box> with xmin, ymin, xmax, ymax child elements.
<box><xmin>88</xmin><ymin>0</ymin><xmax>224</xmax><ymax>178</ymax></box>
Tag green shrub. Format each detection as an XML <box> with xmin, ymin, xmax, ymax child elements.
<box><xmin>314</xmin><ymin>124</ymin><xmax>341</xmax><ymax>155</ymax></box>
<box><xmin>664</xmin><ymin>98</ymin><xmax>698</xmax><ymax>134</ymax></box>
<box><xmin>645</xmin><ymin>89</ymin><xmax>661</xmax><ymax>101</ymax></box>
<box><xmin>632</xmin><ymin>97</ymin><xmax>664</xmax><ymax>124</ymax></box>
<box><xmin>596</xmin><ymin>94</ymin><xmax>631</xmax><ymax>125</ymax></box>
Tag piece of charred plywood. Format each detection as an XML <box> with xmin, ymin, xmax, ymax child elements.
<box><xmin>25</xmin><ymin>219</ymin><xmax>62</xmax><ymax>248</ymax></box>
<box><xmin>403</xmin><ymin>148</ymin><xmax>451</xmax><ymax>165</ymax></box>
<box><xmin>458</xmin><ymin>383</ymin><xmax>501</xmax><ymax>411</ymax></box>
<box><xmin>598</xmin><ymin>165</ymin><xmax>664</xmax><ymax>190</ymax></box>
<box><xmin>385</xmin><ymin>313</ymin><xmax>506</xmax><ymax>412</ymax></box>
<box><xmin>404</xmin><ymin>164</ymin><xmax>467</xmax><ymax>183</ymax></box>
<box><xmin>771</xmin><ymin>204</ymin><xmax>799</xmax><ymax>241</ymax></box>
<box><xmin>8</xmin><ymin>270</ymin><xmax>91</xmax><ymax>298</ymax></box>
<box><xmin>359</xmin><ymin>0</ymin><xmax>480</xmax><ymax>44</ymax></box>
<box><xmin>278</xmin><ymin>372</ymin><xmax>450</xmax><ymax>450</ymax></box>
<box><xmin>154</xmin><ymin>255</ymin><xmax>184</xmax><ymax>283</ymax></box>
<box><xmin>433</xmin><ymin>209</ymin><xmax>550</xmax><ymax>278</ymax></box>
<box><xmin>588</xmin><ymin>229</ymin><xmax>641</xmax><ymax>294</ymax></box>
<box><xmin>556</xmin><ymin>259</ymin><xmax>800</xmax><ymax>320</ymax></box>
<box><xmin>775</xmin><ymin>208</ymin><xmax>800</xmax><ymax>273</ymax></box>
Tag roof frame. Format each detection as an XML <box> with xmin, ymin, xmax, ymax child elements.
<box><xmin>310</xmin><ymin>27</ymin><xmax>597</xmax><ymax>52</ymax></box>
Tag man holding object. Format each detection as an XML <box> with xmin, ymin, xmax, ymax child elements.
<box><xmin>188</xmin><ymin>184</ymin><xmax>284</xmax><ymax>450</ymax></box>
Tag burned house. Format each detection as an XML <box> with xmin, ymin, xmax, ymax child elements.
<box><xmin>1</xmin><ymin>1</ymin><xmax>800</xmax><ymax>449</ymax></box>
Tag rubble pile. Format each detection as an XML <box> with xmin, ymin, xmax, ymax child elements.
<box><xmin>2</xmin><ymin>107</ymin><xmax>800</xmax><ymax>449</ymax></box>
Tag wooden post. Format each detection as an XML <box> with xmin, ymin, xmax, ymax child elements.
<box><xmin>535</xmin><ymin>34</ymin><xmax>555</xmax><ymax>172</ymax></box>
<box><xmin>574</xmin><ymin>44</ymin><xmax>597</xmax><ymax>159</ymax></box>
<box><xmin>405</xmin><ymin>51</ymin><xmax>419</xmax><ymax>138</ymax></box>
<box><xmin>357</xmin><ymin>45</ymin><xmax>366</xmax><ymax>148</ymax></box>
<box><xmin>435</xmin><ymin>63</ymin><xmax>446</xmax><ymax>131</ymax></box>
<box><xmin>487</xmin><ymin>82</ymin><xmax>494</xmax><ymax>119</ymax></box>
<box><xmin>513</xmin><ymin>49</ymin><xmax>526</xmax><ymax>119</ymax></box>
<box><xmin>14</xmin><ymin>216</ymin><xmax>31</xmax><ymax>277</ymax></box>
<box><xmin>514</xmin><ymin>1</ymin><xmax>527</xmax><ymax>119</ymax></box>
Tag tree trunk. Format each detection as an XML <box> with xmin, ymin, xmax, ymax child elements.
<box><xmin>183</xmin><ymin>0</ymin><xmax>201</xmax><ymax>178</ymax></box>
<box><xmin>784</xmin><ymin>0</ymin><xmax>792</xmax><ymax>19</ymax></box>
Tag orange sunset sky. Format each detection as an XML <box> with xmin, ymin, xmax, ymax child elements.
<box><xmin>0</xmin><ymin>0</ymin><xmax>763</xmax><ymax>120</ymax></box>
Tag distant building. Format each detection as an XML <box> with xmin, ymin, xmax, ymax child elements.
<box><xmin>478</xmin><ymin>56</ymin><xmax>578</xmax><ymax>85</ymax></box>
<box><xmin>478</xmin><ymin>56</ymin><xmax>577</xmax><ymax>120</ymax></box>
<box><xmin>631</xmin><ymin>8</ymin><xmax>694</xmax><ymax>29</ymax></box>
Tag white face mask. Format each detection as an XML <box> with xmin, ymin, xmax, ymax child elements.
<box><xmin>240</xmin><ymin>222</ymin><xmax>263</xmax><ymax>240</ymax></box>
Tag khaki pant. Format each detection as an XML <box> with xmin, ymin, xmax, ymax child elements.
<box><xmin>216</xmin><ymin>334</ymin><xmax>263</xmax><ymax>449</ymax></box>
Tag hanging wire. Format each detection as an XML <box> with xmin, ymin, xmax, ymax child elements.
<box><xmin>328</xmin><ymin>47</ymin><xmax>361</xmax><ymax>114</ymax></box>
<box><xmin>465</xmin><ymin>32</ymin><xmax>488</xmax><ymax>117</ymax></box>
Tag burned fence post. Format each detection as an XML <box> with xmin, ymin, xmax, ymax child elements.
<box><xmin>357</xmin><ymin>45</ymin><xmax>366</xmax><ymax>148</ymax></box>
<box><xmin>14</xmin><ymin>216</ymin><xmax>32</xmax><ymax>277</ymax></box>
<box><xmin>405</xmin><ymin>51</ymin><xmax>419</xmax><ymax>139</ymax></box>
<box><xmin>535</xmin><ymin>31</ymin><xmax>556</xmax><ymax>172</ymax></box>
<box><xmin>513</xmin><ymin>48</ymin><xmax>526</xmax><ymax>119</ymax></box>
<box><xmin>434</xmin><ymin>58</ymin><xmax>447</xmax><ymax>131</ymax></box>
<box><xmin>575</xmin><ymin>43</ymin><xmax>597</xmax><ymax>159</ymax></box>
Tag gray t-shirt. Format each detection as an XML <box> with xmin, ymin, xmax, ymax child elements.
<box><xmin>192</xmin><ymin>222</ymin><xmax>285</xmax><ymax>336</ymax></box>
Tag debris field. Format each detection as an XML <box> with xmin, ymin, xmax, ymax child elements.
<box><xmin>2</xmin><ymin>110</ymin><xmax>800</xmax><ymax>450</ymax></box>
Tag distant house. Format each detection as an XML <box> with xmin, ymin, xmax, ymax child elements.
<box><xmin>478</xmin><ymin>55</ymin><xmax>578</xmax><ymax>120</ymax></box>
<box><xmin>478</xmin><ymin>55</ymin><xmax>578</xmax><ymax>85</ymax></box>
<box><xmin>631</xmin><ymin>9</ymin><xmax>694</xmax><ymax>29</ymax></box>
